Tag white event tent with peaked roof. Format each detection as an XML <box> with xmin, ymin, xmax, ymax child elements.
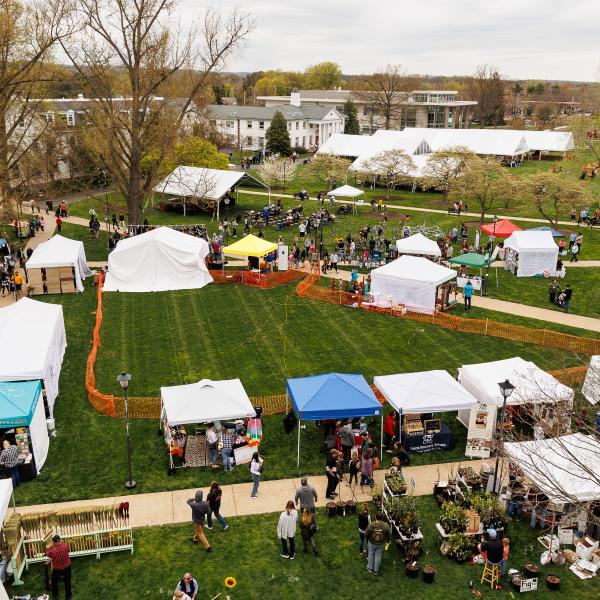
<box><xmin>370</xmin><ymin>255</ymin><xmax>456</xmax><ymax>313</ymax></box>
<box><xmin>103</xmin><ymin>226</ymin><xmax>213</xmax><ymax>293</ymax></box>
<box><xmin>396</xmin><ymin>233</ymin><xmax>441</xmax><ymax>258</ymax></box>
<box><xmin>503</xmin><ymin>230</ymin><xmax>559</xmax><ymax>277</ymax></box>
<box><xmin>326</xmin><ymin>184</ymin><xmax>364</xmax><ymax>199</ymax></box>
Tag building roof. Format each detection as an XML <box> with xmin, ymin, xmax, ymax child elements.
<box><xmin>206</xmin><ymin>104</ymin><xmax>339</xmax><ymax>121</ymax></box>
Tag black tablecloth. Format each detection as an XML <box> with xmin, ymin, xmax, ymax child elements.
<box><xmin>402</xmin><ymin>423</ymin><xmax>453</xmax><ymax>453</ymax></box>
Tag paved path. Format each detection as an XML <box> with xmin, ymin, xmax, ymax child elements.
<box><xmin>7</xmin><ymin>459</ymin><xmax>487</xmax><ymax>528</ymax></box>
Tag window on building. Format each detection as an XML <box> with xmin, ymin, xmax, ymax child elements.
<box><xmin>225</xmin><ymin>120</ymin><xmax>234</xmax><ymax>128</ymax></box>
<box><xmin>66</xmin><ymin>111</ymin><xmax>75</xmax><ymax>126</ymax></box>
<box><xmin>45</xmin><ymin>113</ymin><xmax>55</xmax><ymax>124</ymax></box>
<box><xmin>295</xmin><ymin>137</ymin><xmax>299</xmax><ymax>146</ymax></box>
<box><xmin>400</xmin><ymin>108</ymin><xmax>417</xmax><ymax>128</ymax></box>
<box><xmin>247</xmin><ymin>120</ymin><xmax>252</xmax><ymax>128</ymax></box>
<box><xmin>413</xmin><ymin>93</ymin><xmax>428</xmax><ymax>103</ymax></box>
<box><xmin>246</xmin><ymin>136</ymin><xmax>253</xmax><ymax>146</ymax></box>
<box><xmin>427</xmin><ymin>107</ymin><xmax>445</xmax><ymax>128</ymax></box>
<box><xmin>288</xmin><ymin>122</ymin><xmax>292</xmax><ymax>130</ymax></box>
<box><xmin>259</xmin><ymin>121</ymin><xmax>264</xmax><ymax>129</ymax></box>
<box><xmin>302</xmin><ymin>136</ymin><xmax>306</xmax><ymax>147</ymax></box>
<box><xmin>309</xmin><ymin>123</ymin><xmax>314</xmax><ymax>129</ymax></box>
<box><xmin>295</xmin><ymin>121</ymin><xmax>299</xmax><ymax>129</ymax></box>
<box><xmin>309</xmin><ymin>135</ymin><xmax>313</xmax><ymax>145</ymax></box>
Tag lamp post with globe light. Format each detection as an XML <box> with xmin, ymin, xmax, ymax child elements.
<box><xmin>117</xmin><ymin>373</ymin><xmax>136</xmax><ymax>489</ymax></box>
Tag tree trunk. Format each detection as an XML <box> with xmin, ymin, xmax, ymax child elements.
<box><xmin>128</xmin><ymin>151</ymin><xmax>143</xmax><ymax>224</ymax></box>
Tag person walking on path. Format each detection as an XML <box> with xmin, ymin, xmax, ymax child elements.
<box><xmin>330</xmin><ymin>250</ymin><xmax>339</xmax><ymax>273</ymax></box>
<box><xmin>186</xmin><ymin>490</ymin><xmax>213</xmax><ymax>552</ymax></box>
<box><xmin>206</xmin><ymin>481</ymin><xmax>228</xmax><ymax>531</ymax></box>
<box><xmin>277</xmin><ymin>500</ymin><xmax>298</xmax><ymax>559</ymax></box>
<box><xmin>325</xmin><ymin>449</ymin><xmax>341</xmax><ymax>499</ymax></box>
<box><xmin>295</xmin><ymin>476</ymin><xmax>318</xmax><ymax>517</ymax></box>
<box><xmin>358</xmin><ymin>503</ymin><xmax>371</xmax><ymax>555</ymax></box>
<box><xmin>250</xmin><ymin>451</ymin><xmax>263</xmax><ymax>498</ymax></box>
<box><xmin>463</xmin><ymin>279</ymin><xmax>474</xmax><ymax>310</ymax></box>
<box><xmin>175</xmin><ymin>573</ymin><xmax>198</xmax><ymax>599</ymax></box>
<box><xmin>299</xmin><ymin>508</ymin><xmax>318</xmax><ymax>556</ymax></box>
<box><xmin>56</xmin><ymin>216</ymin><xmax>62</xmax><ymax>233</ymax></box>
<box><xmin>364</xmin><ymin>511</ymin><xmax>391</xmax><ymax>575</ymax></box>
<box><xmin>46</xmin><ymin>534</ymin><xmax>72</xmax><ymax>600</ymax></box>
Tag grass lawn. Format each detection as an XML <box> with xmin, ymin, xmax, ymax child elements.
<box><xmin>59</xmin><ymin>222</ymin><xmax>109</xmax><ymax>262</ymax></box>
<box><xmin>10</xmin><ymin>497</ymin><xmax>600</xmax><ymax>600</ymax></box>
<box><xmin>485</xmin><ymin>267</ymin><xmax>600</xmax><ymax>319</ymax></box>
<box><xmin>14</xmin><ymin>283</ymin><xmax>583</xmax><ymax>506</ymax></box>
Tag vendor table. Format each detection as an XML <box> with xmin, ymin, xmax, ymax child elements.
<box><xmin>402</xmin><ymin>423</ymin><xmax>453</xmax><ymax>453</ymax></box>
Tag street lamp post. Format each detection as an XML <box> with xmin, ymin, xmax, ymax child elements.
<box><xmin>117</xmin><ymin>373</ymin><xmax>136</xmax><ymax>489</ymax></box>
<box><xmin>224</xmin><ymin>197</ymin><xmax>231</xmax><ymax>245</ymax></box>
<box><xmin>492</xmin><ymin>378</ymin><xmax>515</xmax><ymax>495</ymax></box>
<box><xmin>102</xmin><ymin>171</ymin><xmax>110</xmax><ymax>249</ymax></box>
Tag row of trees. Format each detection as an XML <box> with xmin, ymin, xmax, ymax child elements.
<box><xmin>0</xmin><ymin>0</ymin><xmax>254</xmax><ymax>222</ymax></box>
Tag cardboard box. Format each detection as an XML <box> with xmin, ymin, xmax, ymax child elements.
<box><xmin>464</xmin><ymin>508</ymin><xmax>480</xmax><ymax>534</ymax></box>
<box><xmin>576</xmin><ymin>537</ymin><xmax>599</xmax><ymax>562</ymax></box>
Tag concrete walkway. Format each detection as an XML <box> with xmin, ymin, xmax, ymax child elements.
<box><xmin>8</xmin><ymin>459</ymin><xmax>486</xmax><ymax>529</ymax></box>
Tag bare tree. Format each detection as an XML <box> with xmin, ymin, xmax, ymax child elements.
<box><xmin>0</xmin><ymin>0</ymin><xmax>74</xmax><ymax>204</ymax></box>
<box><xmin>154</xmin><ymin>165</ymin><xmax>217</xmax><ymax>215</ymax></box>
<box><xmin>61</xmin><ymin>0</ymin><xmax>253</xmax><ymax>223</ymax></box>
<box><xmin>535</xmin><ymin>102</ymin><xmax>557</xmax><ymax>129</ymax></box>
<box><xmin>256</xmin><ymin>155</ymin><xmax>298</xmax><ymax>189</ymax></box>
<box><xmin>358</xmin><ymin>149</ymin><xmax>415</xmax><ymax>194</ymax></box>
<box><xmin>354</xmin><ymin>65</ymin><xmax>414</xmax><ymax>130</ymax></box>
<box><xmin>466</xmin><ymin>65</ymin><xmax>505</xmax><ymax>127</ymax></box>
<box><xmin>421</xmin><ymin>146</ymin><xmax>475</xmax><ymax>201</ymax></box>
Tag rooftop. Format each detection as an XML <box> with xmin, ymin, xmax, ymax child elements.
<box><xmin>205</xmin><ymin>103</ymin><xmax>340</xmax><ymax>121</ymax></box>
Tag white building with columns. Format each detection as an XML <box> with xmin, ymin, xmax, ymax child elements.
<box><xmin>204</xmin><ymin>93</ymin><xmax>344</xmax><ymax>152</ymax></box>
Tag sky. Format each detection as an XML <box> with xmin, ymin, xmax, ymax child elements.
<box><xmin>178</xmin><ymin>0</ymin><xmax>600</xmax><ymax>81</ymax></box>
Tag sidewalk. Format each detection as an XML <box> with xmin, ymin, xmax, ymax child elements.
<box><xmin>7</xmin><ymin>459</ymin><xmax>486</xmax><ymax>528</ymax></box>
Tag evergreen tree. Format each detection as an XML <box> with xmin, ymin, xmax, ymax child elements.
<box><xmin>343</xmin><ymin>100</ymin><xmax>360</xmax><ymax>134</ymax></box>
<box><xmin>265</xmin><ymin>111</ymin><xmax>291</xmax><ymax>155</ymax></box>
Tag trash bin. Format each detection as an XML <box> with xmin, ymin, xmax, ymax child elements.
<box><xmin>46</xmin><ymin>200</ymin><xmax>53</xmax><ymax>210</ymax></box>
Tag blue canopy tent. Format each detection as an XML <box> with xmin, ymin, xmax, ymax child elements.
<box><xmin>525</xmin><ymin>226</ymin><xmax>565</xmax><ymax>238</ymax></box>
<box><xmin>0</xmin><ymin>380</ymin><xmax>49</xmax><ymax>472</ymax></box>
<box><xmin>286</xmin><ymin>373</ymin><xmax>383</xmax><ymax>466</ymax></box>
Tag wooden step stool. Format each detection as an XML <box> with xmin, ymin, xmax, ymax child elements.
<box><xmin>481</xmin><ymin>561</ymin><xmax>500</xmax><ymax>589</ymax></box>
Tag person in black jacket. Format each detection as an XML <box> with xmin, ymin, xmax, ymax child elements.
<box><xmin>187</xmin><ymin>490</ymin><xmax>212</xmax><ymax>552</ymax></box>
<box><xmin>206</xmin><ymin>481</ymin><xmax>228</xmax><ymax>530</ymax></box>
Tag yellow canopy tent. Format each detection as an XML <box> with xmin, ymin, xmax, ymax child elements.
<box><xmin>223</xmin><ymin>234</ymin><xmax>278</xmax><ymax>258</ymax></box>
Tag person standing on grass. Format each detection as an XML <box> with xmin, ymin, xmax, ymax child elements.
<box><xmin>295</xmin><ymin>476</ymin><xmax>318</xmax><ymax>518</ymax></box>
<box><xmin>570</xmin><ymin>242</ymin><xmax>579</xmax><ymax>262</ymax></box>
<box><xmin>277</xmin><ymin>500</ymin><xmax>298</xmax><ymax>559</ymax></box>
<box><xmin>383</xmin><ymin>412</ymin><xmax>396</xmax><ymax>453</ymax></box>
<box><xmin>300</xmin><ymin>508</ymin><xmax>318</xmax><ymax>556</ymax></box>
<box><xmin>46</xmin><ymin>535</ymin><xmax>72</xmax><ymax>600</ymax></box>
<box><xmin>500</xmin><ymin>538</ymin><xmax>510</xmax><ymax>579</ymax></box>
<box><xmin>563</xmin><ymin>284</ymin><xmax>573</xmax><ymax>312</ymax></box>
<box><xmin>186</xmin><ymin>490</ymin><xmax>213</xmax><ymax>552</ymax></box>
<box><xmin>365</xmin><ymin>511</ymin><xmax>391</xmax><ymax>575</ymax></box>
<box><xmin>119</xmin><ymin>213</ymin><xmax>125</xmax><ymax>230</ymax></box>
<box><xmin>358</xmin><ymin>503</ymin><xmax>371</xmax><ymax>555</ymax></box>
<box><xmin>549</xmin><ymin>280</ymin><xmax>560</xmax><ymax>304</ymax></box>
<box><xmin>11</xmin><ymin>272</ymin><xmax>23</xmax><ymax>299</ymax></box>
<box><xmin>206</xmin><ymin>481</ymin><xmax>228</xmax><ymax>531</ymax></box>
<box><xmin>175</xmin><ymin>573</ymin><xmax>198</xmax><ymax>599</ymax></box>
<box><xmin>220</xmin><ymin>428</ymin><xmax>234</xmax><ymax>471</ymax></box>
<box><xmin>569</xmin><ymin>231</ymin><xmax>576</xmax><ymax>249</ymax></box>
<box><xmin>92</xmin><ymin>218</ymin><xmax>100</xmax><ymax>239</ymax></box>
<box><xmin>250</xmin><ymin>451</ymin><xmax>263</xmax><ymax>498</ymax></box>
<box><xmin>463</xmin><ymin>280</ymin><xmax>474</xmax><ymax>310</ymax></box>
<box><xmin>56</xmin><ymin>215</ymin><xmax>63</xmax><ymax>233</ymax></box>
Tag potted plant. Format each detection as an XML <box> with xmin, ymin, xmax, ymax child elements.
<box><xmin>385</xmin><ymin>473</ymin><xmax>407</xmax><ymax>496</ymax></box>
<box><xmin>546</xmin><ymin>574</ymin><xmax>560</xmax><ymax>591</ymax></box>
<box><xmin>440</xmin><ymin>501</ymin><xmax>467</xmax><ymax>534</ymax></box>
<box><xmin>422</xmin><ymin>565</ymin><xmax>435</xmax><ymax>584</ymax></box>
<box><xmin>524</xmin><ymin>563</ymin><xmax>539</xmax><ymax>578</ymax></box>
<box><xmin>447</xmin><ymin>533</ymin><xmax>474</xmax><ymax>563</ymax></box>
<box><xmin>406</xmin><ymin>560</ymin><xmax>420</xmax><ymax>578</ymax></box>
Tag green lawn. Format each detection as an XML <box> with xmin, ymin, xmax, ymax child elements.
<box><xmin>485</xmin><ymin>267</ymin><xmax>600</xmax><ymax>319</ymax></box>
<box><xmin>59</xmin><ymin>222</ymin><xmax>109</xmax><ymax>262</ymax></box>
<box><xmin>13</xmin><ymin>283</ymin><xmax>583</xmax><ymax>506</ymax></box>
<box><xmin>10</xmin><ymin>498</ymin><xmax>599</xmax><ymax>600</ymax></box>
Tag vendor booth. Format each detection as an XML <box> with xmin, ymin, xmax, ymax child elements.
<box><xmin>0</xmin><ymin>479</ymin><xmax>12</xmax><ymax>599</ymax></box>
<box><xmin>395</xmin><ymin>233</ymin><xmax>442</xmax><ymax>259</ymax></box>
<box><xmin>374</xmin><ymin>370</ymin><xmax>477</xmax><ymax>453</ymax></box>
<box><xmin>286</xmin><ymin>373</ymin><xmax>382</xmax><ymax>466</ymax></box>
<box><xmin>0</xmin><ymin>380</ymin><xmax>49</xmax><ymax>476</ymax></box>
<box><xmin>448</xmin><ymin>252</ymin><xmax>492</xmax><ymax>295</ymax></box>
<box><xmin>25</xmin><ymin>235</ymin><xmax>92</xmax><ymax>294</ymax></box>
<box><xmin>526</xmin><ymin>226</ymin><xmax>565</xmax><ymax>238</ymax></box>
<box><xmin>103</xmin><ymin>226</ymin><xmax>213</xmax><ymax>293</ymax></box>
<box><xmin>480</xmin><ymin>219</ymin><xmax>522</xmax><ymax>238</ymax></box>
<box><xmin>223</xmin><ymin>234</ymin><xmax>278</xmax><ymax>271</ymax></box>
<box><xmin>326</xmin><ymin>185</ymin><xmax>364</xmax><ymax>214</ymax></box>
<box><xmin>0</xmin><ymin>298</ymin><xmax>66</xmax><ymax>416</ymax></box>
<box><xmin>582</xmin><ymin>355</ymin><xmax>600</xmax><ymax>406</ymax></box>
<box><xmin>370</xmin><ymin>255</ymin><xmax>457</xmax><ymax>314</ymax></box>
<box><xmin>503</xmin><ymin>230</ymin><xmax>559</xmax><ymax>277</ymax></box>
<box><xmin>160</xmin><ymin>378</ymin><xmax>257</xmax><ymax>472</ymax></box>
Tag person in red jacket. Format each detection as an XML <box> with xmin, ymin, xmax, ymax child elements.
<box><xmin>383</xmin><ymin>412</ymin><xmax>396</xmax><ymax>453</ymax></box>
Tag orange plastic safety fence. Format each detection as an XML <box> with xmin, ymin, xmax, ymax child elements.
<box><xmin>548</xmin><ymin>365</ymin><xmax>589</xmax><ymax>386</ymax></box>
<box><xmin>209</xmin><ymin>269</ymin><xmax>306</xmax><ymax>289</ymax></box>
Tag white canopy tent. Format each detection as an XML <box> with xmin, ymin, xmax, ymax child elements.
<box><xmin>370</xmin><ymin>255</ymin><xmax>456</xmax><ymax>313</ymax></box>
<box><xmin>26</xmin><ymin>235</ymin><xmax>93</xmax><ymax>292</ymax></box>
<box><xmin>103</xmin><ymin>227</ymin><xmax>213</xmax><ymax>293</ymax></box>
<box><xmin>396</xmin><ymin>233</ymin><xmax>442</xmax><ymax>258</ymax></box>
<box><xmin>522</xmin><ymin>130</ymin><xmax>575</xmax><ymax>154</ymax></box>
<box><xmin>317</xmin><ymin>133</ymin><xmax>378</xmax><ymax>158</ymax></box>
<box><xmin>153</xmin><ymin>166</ymin><xmax>269</xmax><ymax>218</ymax></box>
<box><xmin>582</xmin><ymin>355</ymin><xmax>600</xmax><ymax>405</ymax></box>
<box><xmin>326</xmin><ymin>184</ymin><xmax>364</xmax><ymax>199</ymax></box>
<box><xmin>504</xmin><ymin>433</ymin><xmax>600</xmax><ymax>503</ymax></box>
<box><xmin>374</xmin><ymin>370</ymin><xmax>478</xmax><ymax>414</ymax></box>
<box><xmin>503</xmin><ymin>230</ymin><xmax>558</xmax><ymax>277</ymax></box>
<box><xmin>160</xmin><ymin>378</ymin><xmax>256</xmax><ymax>425</ymax></box>
<box><xmin>0</xmin><ymin>478</ymin><xmax>12</xmax><ymax>600</ymax></box>
<box><xmin>0</xmin><ymin>298</ymin><xmax>66</xmax><ymax>414</ymax></box>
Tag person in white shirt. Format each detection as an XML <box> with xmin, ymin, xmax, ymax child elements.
<box><xmin>298</xmin><ymin>222</ymin><xmax>306</xmax><ymax>238</ymax></box>
<box><xmin>250</xmin><ymin>452</ymin><xmax>263</xmax><ymax>498</ymax></box>
<box><xmin>330</xmin><ymin>251</ymin><xmax>339</xmax><ymax>273</ymax></box>
<box><xmin>205</xmin><ymin>424</ymin><xmax>219</xmax><ymax>468</ymax></box>
<box><xmin>277</xmin><ymin>500</ymin><xmax>298</xmax><ymax>559</ymax></box>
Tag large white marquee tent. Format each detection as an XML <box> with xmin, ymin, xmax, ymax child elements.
<box><xmin>522</xmin><ymin>130</ymin><xmax>575</xmax><ymax>154</ymax></box>
<box><xmin>26</xmin><ymin>235</ymin><xmax>93</xmax><ymax>292</ymax></box>
<box><xmin>504</xmin><ymin>433</ymin><xmax>600</xmax><ymax>503</ymax></box>
<box><xmin>374</xmin><ymin>370</ymin><xmax>477</xmax><ymax>415</ymax></box>
<box><xmin>503</xmin><ymin>230</ymin><xmax>558</xmax><ymax>277</ymax></box>
<box><xmin>0</xmin><ymin>298</ymin><xmax>66</xmax><ymax>413</ymax></box>
<box><xmin>396</xmin><ymin>233</ymin><xmax>441</xmax><ymax>258</ymax></box>
<box><xmin>370</xmin><ymin>255</ymin><xmax>456</xmax><ymax>313</ymax></box>
<box><xmin>103</xmin><ymin>226</ymin><xmax>213</xmax><ymax>293</ymax></box>
<box><xmin>317</xmin><ymin>134</ymin><xmax>378</xmax><ymax>158</ymax></box>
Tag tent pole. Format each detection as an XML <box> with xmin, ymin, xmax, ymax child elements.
<box><xmin>380</xmin><ymin>413</ymin><xmax>384</xmax><ymax>463</ymax></box>
<box><xmin>297</xmin><ymin>419</ymin><xmax>301</xmax><ymax>467</ymax></box>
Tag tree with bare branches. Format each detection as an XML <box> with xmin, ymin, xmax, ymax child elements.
<box><xmin>358</xmin><ymin>149</ymin><xmax>415</xmax><ymax>194</ymax></box>
<box><xmin>466</xmin><ymin>65</ymin><xmax>505</xmax><ymax>127</ymax></box>
<box><xmin>421</xmin><ymin>146</ymin><xmax>475</xmax><ymax>201</ymax></box>
<box><xmin>353</xmin><ymin>65</ymin><xmax>413</xmax><ymax>130</ymax></box>
<box><xmin>61</xmin><ymin>0</ymin><xmax>253</xmax><ymax>223</ymax></box>
<box><xmin>0</xmin><ymin>0</ymin><xmax>74</xmax><ymax>204</ymax></box>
